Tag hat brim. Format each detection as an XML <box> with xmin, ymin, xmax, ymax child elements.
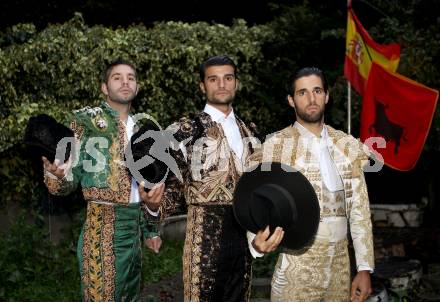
<box><xmin>128</xmin><ymin>122</ymin><xmax>170</xmax><ymax>191</ymax></box>
<box><xmin>233</xmin><ymin>162</ymin><xmax>320</xmax><ymax>250</ymax></box>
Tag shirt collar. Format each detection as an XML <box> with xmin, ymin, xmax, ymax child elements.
<box><xmin>203</xmin><ymin>104</ymin><xmax>235</xmax><ymax>123</ymax></box>
<box><xmin>294</xmin><ymin>121</ymin><xmax>328</xmax><ymax>140</ymax></box>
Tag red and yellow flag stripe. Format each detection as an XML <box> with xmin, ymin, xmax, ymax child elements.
<box><xmin>344</xmin><ymin>8</ymin><xmax>401</xmax><ymax>95</ymax></box>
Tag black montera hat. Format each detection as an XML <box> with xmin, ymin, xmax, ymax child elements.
<box><xmin>233</xmin><ymin>162</ymin><xmax>320</xmax><ymax>250</ymax></box>
<box><xmin>23</xmin><ymin>114</ymin><xmax>74</xmax><ymax>163</ymax></box>
<box><xmin>127</xmin><ymin>120</ymin><xmax>170</xmax><ymax>191</ymax></box>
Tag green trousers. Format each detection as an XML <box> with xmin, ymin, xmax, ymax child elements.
<box><xmin>77</xmin><ymin>202</ymin><xmax>150</xmax><ymax>302</ymax></box>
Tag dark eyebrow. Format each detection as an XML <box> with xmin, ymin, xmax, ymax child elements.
<box><xmin>206</xmin><ymin>73</ymin><xmax>235</xmax><ymax>79</ymax></box>
<box><xmin>295</xmin><ymin>88</ymin><xmax>307</xmax><ymax>94</ymax></box>
<box><xmin>110</xmin><ymin>72</ymin><xmax>136</xmax><ymax>78</ymax></box>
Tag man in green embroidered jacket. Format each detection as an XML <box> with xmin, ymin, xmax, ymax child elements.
<box><xmin>42</xmin><ymin>59</ymin><xmax>164</xmax><ymax>301</ymax></box>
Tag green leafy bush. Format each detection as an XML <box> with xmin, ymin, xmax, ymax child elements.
<box><xmin>0</xmin><ymin>13</ymin><xmax>273</xmax><ymax>154</ymax></box>
<box><xmin>0</xmin><ymin>13</ymin><xmax>275</xmax><ymax>210</ymax></box>
<box><xmin>0</xmin><ymin>211</ymin><xmax>80</xmax><ymax>301</ymax></box>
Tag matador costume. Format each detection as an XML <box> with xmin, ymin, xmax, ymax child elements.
<box><xmin>158</xmin><ymin>110</ymin><xmax>258</xmax><ymax>301</ymax></box>
<box><xmin>247</xmin><ymin>122</ymin><xmax>374</xmax><ymax>302</ymax></box>
<box><xmin>44</xmin><ymin>102</ymin><xmax>158</xmax><ymax>301</ymax></box>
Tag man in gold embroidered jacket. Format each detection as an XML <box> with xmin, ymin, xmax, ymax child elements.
<box><xmin>156</xmin><ymin>55</ymin><xmax>259</xmax><ymax>301</ymax></box>
<box><xmin>249</xmin><ymin>67</ymin><xmax>375</xmax><ymax>302</ymax></box>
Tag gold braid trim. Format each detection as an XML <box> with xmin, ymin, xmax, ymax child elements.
<box><xmin>183</xmin><ymin>206</ymin><xmax>204</xmax><ymax>301</ymax></box>
<box><xmin>81</xmin><ymin>203</ymin><xmax>116</xmax><ymax>301</ymax></box>
<box><xmin>102</xmin><ymin>204</ymin><xmax>116</xmax><ymax>301</ymax></box>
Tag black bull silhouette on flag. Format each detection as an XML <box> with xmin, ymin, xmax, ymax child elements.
<box><xmin>369</xmin><ymin>100</ymin><xmax>406</xmax><ymax>155</ymax></box>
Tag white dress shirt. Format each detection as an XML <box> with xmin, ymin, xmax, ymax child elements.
<box><xmin>126</xmin><ymin>116</ymin><xmax>141</xmax><ymax>204</ymax></box>
<box><xmin>126</xmin><ymin>116</ymin><xmax>159</xmax><ymax>216</ymax></box>
<box><xmin>294</xmin><ymin>121</ymin><xmax>344</xmax><ymax>192</ymax></box>
<box><xmin>204</xmin><ymin>104</ymin><xmax>244</xmax><ymax>160</ymax></box>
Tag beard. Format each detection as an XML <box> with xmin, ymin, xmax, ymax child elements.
<box><xmin>295</xmin><ymin>105</ymin><xmax>325</xmax><ymax>123</ymax></box>
<box><xmin>207</xmin><ymin>91</ymin><xmax>235</xmax><ymax>106</ymax></box>
<box><xmin>208</xmin><ymin>96</ymin><xmax>234</xmax><ymax>105</ymax></box>
<box><xmin>107</xmin><ymin>88</ymin><xmax>137</xmax><ymax>105</ymax></box>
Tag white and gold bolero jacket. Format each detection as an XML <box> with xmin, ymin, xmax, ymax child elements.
<box><xmin>247</xmin><ymin>123</ymin><xmax>375</xmax><ymax>271</ymax></box>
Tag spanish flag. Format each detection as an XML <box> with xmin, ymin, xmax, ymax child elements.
<box><xmin>360</xmin><ymin>62</ymin><xmax>439</xmax><ymax>171</ymax></box>
<box><xmin>344</xmin><ymin>7</ymin><xmax>401</xmax><ymax>96</ymax></box>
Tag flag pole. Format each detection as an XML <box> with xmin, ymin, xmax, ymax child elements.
<box><xmin>347</xmin><ymin>0</ymin><xmax>352</xmax><ymax>135</ymax></box>
<box><xmin>347</xmin><ymin>81</ymin><xmax>352</xmax><ymax>134</ymax></box>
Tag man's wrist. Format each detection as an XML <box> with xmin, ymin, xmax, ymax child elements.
<box><xmin>357</xmin><ymin>265</ymin><xmax>374</xmax><ymax>273</ymax></box>
<box><xmin>146</xmin><ymin>202</ymin><xmax>159</xmax><ymax>211</ymax></box>
<box><xmin>357</xmin><ymin>270</ymin><xmax>372</xmax><ymax>278</ymax></box>
<box><xmin>44</xmin><ymin>169</ymin><xmax>61</xmax><ymax>180</ymax></box>
<box><xmin>251</xmin><ymin>238</ymin><xmax>262</xmax><ymax>254</ymax></box>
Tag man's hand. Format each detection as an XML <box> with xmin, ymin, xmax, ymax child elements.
<box><xmin>138</xmin><ymin>182</ymin><xmax>165</xmax><ymax>211</ymax></box>
<box><xmin>351</xmin><ymin>270</ymin><xmax>372</xmax><ymax>302</ymax></box>
<box><xmin>145</xmin><ymin>236</ymin><xmax>162</xmax><ymax>254</ymax></box>
<box><xmin>42</xmin><ymin>156</ymin><xmax>71</xmax><ymax>179</ymax></box>
<box><xmin>252</xmin><ymin>226</ymin><xmax>284</xmax><ymax>253</ymax></box>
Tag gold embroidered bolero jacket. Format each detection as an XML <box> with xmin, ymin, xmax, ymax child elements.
<box><xmin>247</xmin><ymin>124</ymin><xmax>375</xmax><ymax>270</ymax></box>
<box><xmin>158</xmin><ymin>111</ymin><xmax>258</xmax><ymax>217</ymax></box>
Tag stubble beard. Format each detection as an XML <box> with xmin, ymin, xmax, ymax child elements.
<box><xmin>108</xmin><ymin>89</ymin><xmax>136</xmax><ymax>105</ymax></box>
<box><xmin>207</xmin><ymin>92</ymin><xmax>235</xmax><ymax>107</ymax></box>
<box><xmin>296</xmin><ymin>106</ymin><xmax>325</xmax><ymax>124</ymax></box>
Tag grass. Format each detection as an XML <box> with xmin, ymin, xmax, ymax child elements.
<box><xmin>0</xmin><ymin>212</ymin><xmax>80</xmax><ymax>302</ymax></box>
<box><xmin>143</xmin><ymin>239</ymin><xmax>280</xmax><ymax>281</ymax></box>
<box><xmin>0</xmin><ymin>209</ymin><xmax>184</xmax><ymax>301</ymax></box>
<box><xmin>142</xmin><ymin>239</ymin><xmax>184</xmax><ymax>283</ymax></box>
<box><xmin>1</xmin><ymin>210</ymin><xmax>279</xmax><ymax>301</ymax></box>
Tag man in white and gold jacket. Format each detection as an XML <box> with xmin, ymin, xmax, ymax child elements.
<box><xmin>248</xmin><ymin>67</ymin><xmax>374</xmax><ymax>302</ymax></box>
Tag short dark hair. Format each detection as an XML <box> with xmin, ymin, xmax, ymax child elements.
<box><xmin>199</xmin><ymin>55</ymin><xmax>237</xmax><ymax>82</ymax></box>
<box><xmin>289</xmin><ymin>67</ymin><xmax>328</xmax><ymax>95</ymax></box>
<box><xmin>102</xmin><ymin>59</ymin><xmax>137</xmax><ymax>84</ymax></box>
